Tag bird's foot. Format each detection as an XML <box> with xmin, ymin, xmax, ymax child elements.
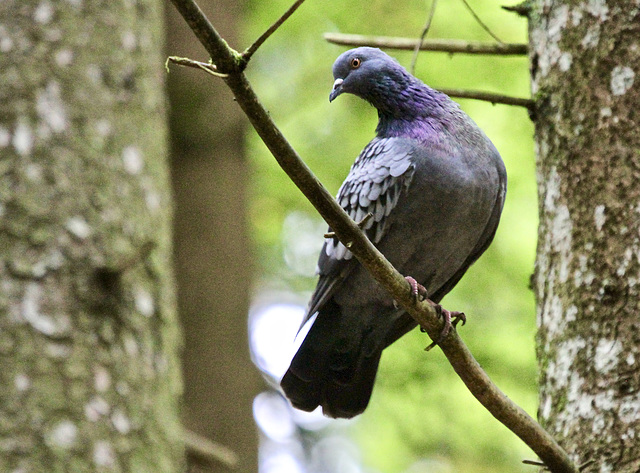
<box><xmin>424</xmin><ymin>303</ymin><xmax>466</xmax><ymax>352</ymax></box>
<box><xmin>403</xmin><ymin>276</ymin><xmax>465</xmax><ymax>350</ymax></box>
<box><xmin>405</xmin><ymin>276</ymin><xmax>428</xmax><ymax>301</ymax></box>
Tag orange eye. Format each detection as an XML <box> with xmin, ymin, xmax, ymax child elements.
<box><xmin>350</xmin><ymin>57</ymin><xmax>361</xmax><ymax>69</ymax></box>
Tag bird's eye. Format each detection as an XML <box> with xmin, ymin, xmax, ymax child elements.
<box><xmin>350</xmin><ymin>57</ymin><xmax>361</xmax><ymax>69</ymax></box>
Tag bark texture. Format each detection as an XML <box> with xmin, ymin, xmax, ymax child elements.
<box><xmin>530</xmin><ymin>0</ymin><xmax>640</xmax><ymax>471</ymax></box>
<box><xmin>0</xmin><ymin>1</ymin><xmax>183</xmax><ymax>472</ymax></box>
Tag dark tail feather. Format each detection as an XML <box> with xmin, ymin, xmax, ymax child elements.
<box><xmin>281</xmin><ymin>300</ymin><xmax>402</xmax><ymax>419</ymax></box>
<box><xmin>280</xmin><ymin>301</ymin><xmax>339</xmax><ymax>413</ymax></box>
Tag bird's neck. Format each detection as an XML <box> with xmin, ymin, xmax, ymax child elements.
<box><xmin>372</xmin><ymin>79</ymin><xmax>454</xmax><ymax>140</ymax></box>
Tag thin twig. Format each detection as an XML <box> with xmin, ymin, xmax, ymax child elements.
<box><xmin>242</xmin><ymin>0</ymin><xmax>307</xmax><ymax>62</ymax></box>
<box><xmin>167</xmin><ymin>56</ymin><xmax>229</xmax><ymax>78</ymax></box>
<box><xmin>437</xmin><ymin>87</ymin><xmax>533</xmax><ymax>109</ymax></box>
<box><xmin>168</xmin><ymin>2</ymin><xmax>578</xmax><ymax>472</ymax></box>
<box><xmin>578</xmin><ymin>460</ymin><xmax>596</xmax><ymax>471</ymax></box>
<box><xmin>184</xmin><ymin>429</ymin><xmax>239</xmax><ymax>469</ymax></box>
<box><xmin>459</xmin><ymin>0</ymin><xmax>504</xmax><ymax>43</ymax></box>
<box><xmin>325</xmin><ymin>212</ymin><xmax>372</xmax><ymax>238</ymax></box>
<box><xmin>523</xmin><ymin>459</ymin><xmax>547</xmax><ymax>466</ymax></box>
<box><xmin>502</xmin><ymin>3</ymin><xmax>531</xmax><ymax>17</ymax></box>
<box><xmin>324</xmin><ymin>33</ymin><xmax>527</xmax><ymax>55</ymax></box>
<box><xmin>411</xmin><ymin>0</ymin><xmax>438</xmax><ymax>74</ymax></box>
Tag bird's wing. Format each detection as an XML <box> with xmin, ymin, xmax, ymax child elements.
<box><xmin>302</xmin><ymin>137</ymin><xmax>416</xmax><ymax>325</ymax></box>
<box><xmin>430</xmin><ymin>168</ymin><xmax>506</xmax><ymax>303</ymax></box>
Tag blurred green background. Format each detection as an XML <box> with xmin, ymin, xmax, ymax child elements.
<box><xmin>242</xmin><ymin>0</ymin><xmax>536</xmax><ymax>471</ymax></box>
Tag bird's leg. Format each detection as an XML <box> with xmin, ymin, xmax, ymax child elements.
<box><xmin>424</xmin><ymin>304</ymin><xmax>466</xmax><ymax>351</ymax></box>
<box><xmin>405</xmin><ymin>276</ymin><xmax>428</xmax><ymax>301</ymax></box>
<box><xmin>404</xmin><ymin>277</ymin><xmax>466</xmax><ymax>351</ymax></box>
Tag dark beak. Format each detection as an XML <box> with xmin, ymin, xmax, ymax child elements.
<box><xmin>329</xmin><ymin>78</ymin><xmax>344</xmax><ymax>102</ymax></box>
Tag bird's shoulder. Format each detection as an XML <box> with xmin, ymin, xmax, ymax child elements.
<box><xmin>328</xmin><ymin>137</ymin><xmax>419</xmax><ymax>258</ymax></box>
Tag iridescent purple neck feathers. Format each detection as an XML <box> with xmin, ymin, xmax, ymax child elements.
<box><xmin>373</xmin><ymin>81</ymin><xmax>453</xmax><ymax>140</ymax></box>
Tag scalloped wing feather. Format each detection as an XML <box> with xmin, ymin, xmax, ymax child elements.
<box><xmin>327</xmin><ymin>137</ymin><xmax>415</xmax><ymax>260</ymax></box>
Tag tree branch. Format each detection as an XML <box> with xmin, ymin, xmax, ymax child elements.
<box><xmin>184</xmin><ymin>429</ymin><xmax>239</xmax><ymax>469</ymax></box>
<box><xmin>241</xmin><ymin>0</ymin><xmax>307</xmax><ymax>62</ymax></box>
<box><xmin>324</xmin><ymin>32</ymin><xmax>528</xmax><ymax>55</ymax></box>
<box><xmin>459</xmin><ymin>0</ymin><xmax>504</xmax><ymax>43</ymax></box>
<box><xmin>502</xmin><ymin>3</ymin><xmax>532</xmax><ymax>18</ymax></box>
<box><xmin>168</xmin><ymin>1</ymin><xmax>578</xmax><ymax>472</ymax></box>
<box><xmin>166</xmin><ymin>56</ymin><xmax>229</xmax><ymax>77</ymax></box>
<box><xmin>438</xmin><ymin>87</ymin><xmax>534</xmax><ymax>109</ymax></box>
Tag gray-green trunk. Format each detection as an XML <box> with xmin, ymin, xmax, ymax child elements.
<box><xmin>0</xmin><ymin>1</ymin><xmax>183</xmax><ymax>471</ymax></box>
<box><xmin>529</xmin><ymin>1</ymin><xmax>640</xmax><ymax>471</ymax></box>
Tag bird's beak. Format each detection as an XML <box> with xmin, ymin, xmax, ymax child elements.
<box><xmin>329</xmin><ymin>78</ymin><xmax>344</xmax><ymax>102</ymax></box>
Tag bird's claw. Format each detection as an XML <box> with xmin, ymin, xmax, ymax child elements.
<box><xmin>424</xmin><ymin>305</ymin><xmax>466</xmax><ymax>352</ymax></box>
<box><xmin>403</xmin><ymin>276</ymin><xmax>465</xmax><ymax>351</ymax></box>
<box><xmin>405</xmin><ymin>276</ymin><xmax>428</xmax><ymax>301</ymax></box>
<box><xmin>451</xmin><ymin>311</ymin><xmax>466</xmax><ymax>327</ymax></box>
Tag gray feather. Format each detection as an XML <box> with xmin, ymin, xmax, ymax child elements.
<box><xmin>324</xmin><ymin>137</ymin><xmax>416</xmax><ymax>262</ymax></box>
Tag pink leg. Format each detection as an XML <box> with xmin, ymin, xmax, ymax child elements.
<box><xmin>404</xmin><ymin>276</ymin><xmax>466</xmax><ymax>351</ymax></box>
<box><xmin>405</xmin><ymin>276</ymin><xmax>428</xmax><ymax>300</ymax></box>
<box><xmin>424</xmin><ymin>306</ymin><xmax>466</xmax><ymax>351</ymax></box>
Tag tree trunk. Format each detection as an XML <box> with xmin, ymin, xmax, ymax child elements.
<box><xmin>166</xmin><ymin>1</ymin><xmax>261</xmax><ymax>471</ymax></box>
<box><xmin>0</xmin><ymin>1</ymin><xmax>183</xmax><ymax>472</ymax></box>
<box><xmin>529</xmin><ymin>1</ymin><xmax>640</xmax><ymax>471</ymax></box>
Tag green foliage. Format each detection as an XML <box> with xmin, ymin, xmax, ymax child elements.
<box><xmin>243</xmin><ymin>1</ymin><xmax>537</xmax><ymax>471</ymax></box>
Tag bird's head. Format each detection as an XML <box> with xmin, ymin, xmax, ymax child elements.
<box><xmin>329</xmin><ymin>47</ymin><xmax>406</xmax><ymax>100</ymax></box>
<box><xmin>329</xmin><ymin>47</ymin><xmax>422</xmax><ymax>117</ymax></box>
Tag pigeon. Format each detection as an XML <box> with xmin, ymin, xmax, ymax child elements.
<box><xmin>281</xmin><ymin>47</ymin><xmax>507</xmax><ymax>419</ymax></box>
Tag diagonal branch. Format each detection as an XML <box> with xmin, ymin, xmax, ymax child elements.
<box><xmin>324</xmin><ymin>32</ymin><xmax>528</xmax><ymax>55</ymax></box>
<box><xmin>185</xmin><ymin>429</ymin><xmax>238</xmax><ymax>469</ymax></box>
<box><xmin>459</xmin><ymin>0</ymin><xmax>504</xmax><ymax>43</ymax></box>
<box><xmin>168</xmin><ymin>1</ymin><xmax>578</xmax><ymax>472</ymax></box>
<box><xmin>242</xmin><ymin>0</ymin><xmax>307</xmax><ymax>62</ymax></box>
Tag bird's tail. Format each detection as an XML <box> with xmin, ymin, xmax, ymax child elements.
<box><xmin>281</xmin><ymin>300</ymin><xmax>414</xmax><ymax>418</ymax></box>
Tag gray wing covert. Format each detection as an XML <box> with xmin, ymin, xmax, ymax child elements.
<box><xmin>304</xmin><ymin>138</ymin><xmax>416</xmax><ymax>323</ymax></box>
